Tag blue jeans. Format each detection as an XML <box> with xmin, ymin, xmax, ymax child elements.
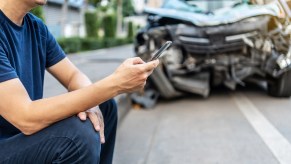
<box><xmin>0</xmin><ymin>99</ymin><xmax>118</xmax><ymax>164</ymax></box>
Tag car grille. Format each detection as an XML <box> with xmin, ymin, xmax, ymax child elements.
<box><xmin>178</xmin><ymin>32</ymin><xmax>258</xmax><ymax>54</ymax></box>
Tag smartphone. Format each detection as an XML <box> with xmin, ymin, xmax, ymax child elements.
<box><xmin>148</xmin><ymin>41</ymin><xmax>172</xmax><ymax>62</ymax></box>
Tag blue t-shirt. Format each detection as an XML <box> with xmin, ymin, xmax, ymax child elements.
<box><xmin>0</xmin><ymin>10</ymin><xmax>66</xmax><ymax>140</ymax></box>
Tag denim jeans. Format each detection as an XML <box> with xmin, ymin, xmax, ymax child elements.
<box><xmin>0</xmin><ymin>99</ymin><xmax>118</xmax><ymax>164</ymax></box>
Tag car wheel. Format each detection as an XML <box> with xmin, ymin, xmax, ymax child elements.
<box><xmin>268</xmin><ymin>70</ymin><xmax>291</xmax><ymax>97</ymax></box>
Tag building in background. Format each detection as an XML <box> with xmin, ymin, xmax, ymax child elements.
<box><xmin>128</xmin><ymin>0</ymin><xmax>161</xmax><ymax>30</ymax></box>
<box><xmin>44</xmin><ymin>0</ymin><xmax>85</xmax><ymax>38</ymax></box>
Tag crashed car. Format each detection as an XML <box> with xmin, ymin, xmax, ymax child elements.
<box><xmin>132</xmin><ymin>0</ymin><xmax>291</xmax><ymax>108</ymax></box>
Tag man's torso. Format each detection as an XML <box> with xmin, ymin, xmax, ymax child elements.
<box><xmin>0</xmin><ymin>10</ymin><xmax>65</xmax><ymax>139</ymax></box>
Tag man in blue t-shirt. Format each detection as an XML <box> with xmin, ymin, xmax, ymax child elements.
<box><xmin>0</xmin><ymin>0</ymin><xmax>159</xmax><ymax>163</ymax></box>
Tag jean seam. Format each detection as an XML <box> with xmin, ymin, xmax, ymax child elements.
<box><xmin>0</xmin><ymin>136</ymin><xmax>81</xmax><ymax>163</ymax></box>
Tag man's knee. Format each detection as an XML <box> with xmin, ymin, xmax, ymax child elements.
<box><xmin>48</xmin><ymin>117</ymin><xmax>101</xmax><ymax>162</ymax></box>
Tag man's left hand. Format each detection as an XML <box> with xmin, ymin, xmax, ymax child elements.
<box><xmin>77</xmin><ymin>107</ymin><xmax>105</xmax><ymax>143</ymax></box>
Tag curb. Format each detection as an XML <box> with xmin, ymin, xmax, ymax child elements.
<box><xmin>114</xmin><ymin>94</ymin><xmax>132</xmax><ymax>125</ymax></box>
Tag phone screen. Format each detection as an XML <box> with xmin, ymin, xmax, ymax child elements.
<box><xmin>148</xmin><ymin>41</ymin><xmax>172</xmax><ymax>62</ymax></box>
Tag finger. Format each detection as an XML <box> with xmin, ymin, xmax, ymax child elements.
<box><xmin>99</xmin><ymin>126</ymin><xmax>105</xmax><ymax>144</ymax></box>
<box><xmin>96</xmin><ymin>110</ymin><xmax>105</xmax><ymax>144</ymax></box>
<box><xmin>139</xmin><ymin>59</ymin><xmax>159</xmax><ymax>72</ymax></box>
<box><xmin>77</xmin><ymin>112</ymin><xmax>87</xmax><ymax>121</ymax></box>
<box><xmin>87</xmin><ymin>112</ymin><xmax>101</xmax><ymax>131</ymax></box>
<box><xmin>142</xmin><ymin>81</ymin><xmax>147</xmax><ymax>89</ymax></box>
<box><xmin>132</xmin><ymin>57</ymin><xmax>145</xmax><ymax>65</ymax></box>
<box><xmin>148</xmin><ymin>59</ymin><xmax>159</xmax><ymax>68</ymax></box>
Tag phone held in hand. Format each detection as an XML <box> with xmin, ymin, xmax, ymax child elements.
<box><xmin>148</xmin><ymin>41</ymin><xmax>172</xmax><ymax>62</ymax></box>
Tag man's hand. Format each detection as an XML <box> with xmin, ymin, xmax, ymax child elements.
<box><xmin>77</xmin><ymin>107</ymin><xmax>105</xmax><ymax>143</ymax></box>
<box><xmin>112</xmin><ymin>57</ymin><xmax>159</xmax><ymax>94</ymax></box>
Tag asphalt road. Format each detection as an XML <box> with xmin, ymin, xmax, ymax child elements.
<box><xmin>114</xmin><ymin>86</ymin><xmax>291</xmax><ymax>164</ymax></box>
<box><xmin>43</xmin><ymin>45</ymin><xmax>291</xmax><ymax>164</ymax></box>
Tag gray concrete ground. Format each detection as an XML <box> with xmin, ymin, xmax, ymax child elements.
<box><xmin>114</xmin><ymin>88</ymin><xmax>291</xmax><ymax>164</ymax></box>
<box><xmin>44</xmin><ymin>45</ymin><xmax>291</xmax><ymax>164</ymax></box>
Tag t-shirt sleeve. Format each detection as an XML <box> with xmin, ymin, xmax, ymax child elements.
<box><xmin>45</xmin><ymin>27</ymin><xmax>66</xmax><ymax>68</ymax></box>
<box><xmin>0</xmin><ymin>45</ymin><xmax>18</xmax><ymax>83</ymax></box>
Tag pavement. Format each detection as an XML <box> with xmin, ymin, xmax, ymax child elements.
<box><xmin>113</xmin><ymin>87</ymin><xmax>291</xmax><ymax>164</ymax></box>
<box><xmin>43</xmin><ymin>45</ymin><xmax>291</xmax><ymax>164</ymax></box>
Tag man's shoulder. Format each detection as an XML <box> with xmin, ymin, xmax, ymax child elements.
<box><xmin>26</xmin><ymin>13</ymin><xmax>48</xmax><ymax>36</ymax></box>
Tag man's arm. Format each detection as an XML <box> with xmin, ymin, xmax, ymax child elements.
<box><xmin>47</xmin><ymin>57</ymin><xmax>105</xmax><ymax>143</ymax></box>
<box><xmin>46</xmin><ymin>58</ymin><xmax>91</xmax><ymax>92</ymax></box>
<box><xmin>0</xmin><ymin>57</ymin><xmax>159</xmax><ymax>135</ymax></box>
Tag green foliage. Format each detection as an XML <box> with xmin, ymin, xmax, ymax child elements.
<box><xmin>122</xmin><ymin>0</ymin><xmax>135</xmax><ymax>17</ymax></box>
<box><xmin>103</xmin><ymin>12</ymin><xmax>117</xmax><ymax>38</ymax></box>
<box><xmin>97</xmin><ymin>3</ymin><xmax>110</xmax><ymax>12</ymax></box>
<box><xmin>127</xmin><ymin>21</ymin><xmax>134</xmax><ymax>39</ymax></box>
<box><xmin>58</xmin><ymin>37</ymin><xmax>81</xmax><ymax>54</ymax></box>
<box><xmin>57</xmin><ymin>37</ymin><xmax>133</xmax><ymax>54</ymax></box>
<box><xmin>84</xmin><ymin>12</ymin><xmax>99</xmax><ymax>38</ymax></box>
<box><xmin>104</xmin><ymin>38</ymin><xmax>119</xmax><ymax>47</ymax></box>
<box><xmin>111</xmin><ymin>0</ymin><xmax>135</xmax><ymax>17</ymax></box>
<box><xmin>80</xmin><ymin>38</ymin><xmax>104</xmax><ymax>51</ymax></box>
<box><xmin>30</xmin><ymin>6</ymin><xmax>45</xmax><ymax>22</ymax></box>
<box><xmin>102</xmin><ymin>37</ymin><xmax>133</xmax><ymax>48</ymax></box>
<box><xmin>88</xmin><ymin>0</ymin><xmax>102</xmax><ymax>7</ymax></box>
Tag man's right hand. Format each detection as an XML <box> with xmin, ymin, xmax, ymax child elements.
<box><xmin>112</xmin><ymin>57</ymin><xmax>159</xmax><ymax>94</ymax></box>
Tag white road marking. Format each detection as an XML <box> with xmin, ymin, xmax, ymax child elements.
<box><xmin>232</xmin><ymin>92</ymin><xmax>291</xmax><ymax>164</ymax></box>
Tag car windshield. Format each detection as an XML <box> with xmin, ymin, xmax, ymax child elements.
<box><xmin>162</xmin><ymin>0</ymin><xmax>248</xmax><ymax>12</ymax></box>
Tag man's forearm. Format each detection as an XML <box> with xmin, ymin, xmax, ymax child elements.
<box><xmin>25</xmin><ymin>75</ymin><xmax>118</xmax><ymax>134</ymax></box>
<box><xmin>67</xmin><ymin>71</ymin><xmax>93</xmax><ymax>91</ymax></box>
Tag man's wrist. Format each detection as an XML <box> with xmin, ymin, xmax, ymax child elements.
<box><xmin>96</xmin><ymin>74</ymin><xmax>121</xmax><ymax>97</ymax></box>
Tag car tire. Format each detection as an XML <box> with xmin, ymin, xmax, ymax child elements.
<box><xmin>268</xmin><ymin>70</ymin><xmax>291</xmax><ymax>97</ymax></box>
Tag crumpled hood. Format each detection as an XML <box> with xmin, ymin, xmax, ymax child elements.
<box><xmin>144</xmin><ymin>2</ymin><xmax>282</xmax><ymax>26</ymax></box>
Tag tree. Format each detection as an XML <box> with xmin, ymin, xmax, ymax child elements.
<box><xmin>103</xmin><ymin>12</ymin><xmax>117</xmax><ymax>38</ymax></box>
<box><xmin>61</xmin><ymin>0</ymin><xmax>69</xmax><ymax>36</ymax></box>
<box><xmin>116</xmin><ymin>0</ymin><xmax>123</xmax><ymax>35</ymax></box>
<box><xmin>88</xmin><ymin>0</ymin><xmax>102</xmax><ymax>7</ymax></box>
<box><xmin>85</xmin><ymin>12</ymin><xmax>98</xmax><ymax>38</ymax></box>
<box><xmin>122</xmin><ymin>0</ymin><xmax>135</xmax><ymax>17</ymax></box>
<box><xmin>111</xmin><ymin>0</ymin><xmax>134</xmax><ymax>35</ymax></box>
<box><xmin>127</xmin><ymin>21</ymin><xmax>134</xmax><ymax>39</ymax></box>
<box><xmin>30</xmin><ymin>6</ymin><xmax>45</xmax><ymax>22</ymax></box>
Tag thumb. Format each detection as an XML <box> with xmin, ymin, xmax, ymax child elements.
<box><xmin>132</xmin><ymin>57</ymin><xmax>145</xmax><ymax>65</ymax></box>
<box><xmin>146</xmin><ymin>59</ymin><xmax>159</xmax><ymax>69</ymax></box>
<box><xmin>139</xmin><ymin>59</ymin><xmax>159</xmax><ymax>72</ymax></box>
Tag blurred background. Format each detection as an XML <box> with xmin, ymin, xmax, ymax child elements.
<box><xmin>35</xmin><ymin>0</ymin><xmax>291</xmax><ymax>164</ymax></box>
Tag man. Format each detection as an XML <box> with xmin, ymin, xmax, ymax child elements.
<box><xmin>0</xmin><ymin>0</ymin><xmax>159</xmax><ymax>163</ymax></box>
